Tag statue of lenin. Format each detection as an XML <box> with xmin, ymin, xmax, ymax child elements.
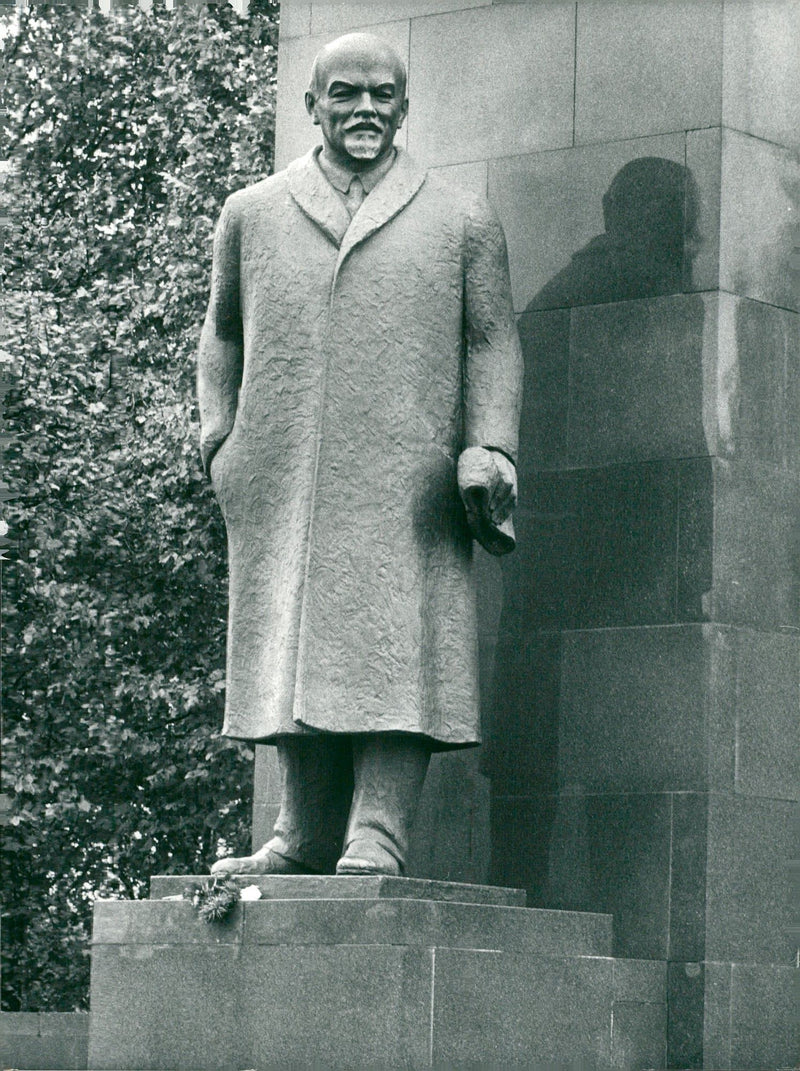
<box><xmin>198</xmin><ymin>33</ymin><xmax>523</xmax><ymax>878</ymax></box>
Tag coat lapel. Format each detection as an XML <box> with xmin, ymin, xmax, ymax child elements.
<box><xmin>287</xmin><ymin>147</ymin><xmax>428</xmax><ymax>274</ymax></box>
<box><xmin>286</xmin><ymin>149</ymin><xmax>351</xmax><ymax>248</ymax></box>
<box><xmin>335</xmin><ymin>148</ymin><xmax>426</xmax><ymax>277</ymax></box>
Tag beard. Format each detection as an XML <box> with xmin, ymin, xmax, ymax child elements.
<box><xmin>343</xmin><ymin>127</ymin><xmax>384</xmax><ymax>159</ymax></box>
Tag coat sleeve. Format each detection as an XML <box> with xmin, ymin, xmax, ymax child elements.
<box><xmin>462</xmin><ymin>196</ymin><xmax>524</xmax><ymax>464</ymax></box>
<box><xmin>197</xmin><ymin>196</ymin><xmax>244</xmax><ymax>475</ymax></box>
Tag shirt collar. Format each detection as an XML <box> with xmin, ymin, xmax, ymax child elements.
<box><xmin>315</xmin><ymin>146</ymin><xmax>397</xmax><ymax>195</ymax></box>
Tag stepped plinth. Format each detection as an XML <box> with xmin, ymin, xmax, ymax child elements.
<box><xmin>87</xmin><ymin>875</ymin><xmax>666</xmax><ymax>1070</ymax></box>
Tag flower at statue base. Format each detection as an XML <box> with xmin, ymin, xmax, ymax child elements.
<box><xmin>183</xmin><ymin>874</ymin><xmax>241</xmax><ymax>923</ymax></box>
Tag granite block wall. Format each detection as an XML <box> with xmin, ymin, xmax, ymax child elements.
<box><xmin>0</xmin><ymin>1012</ymin><xmax>89</xmax><ymax>1071</ymax></box>
<box><xmin>259</xmin><ymin>3</ymin><xmax>799</xmax><ymax>1066</ymax></box>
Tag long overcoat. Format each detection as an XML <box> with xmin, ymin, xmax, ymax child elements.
<box><xmin>198</xmin><ymin>147</ymin><xmax>523</xmax><ymax>749</ymax></box>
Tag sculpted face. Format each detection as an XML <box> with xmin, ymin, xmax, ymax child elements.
<box><xmin>305</xmin><ymin>34</ymin><xmax>408</xmax><ymax>170</ymax></box>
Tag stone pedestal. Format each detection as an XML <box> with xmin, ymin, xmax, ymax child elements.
<box><xmin>88</xmin><ymin>876</ymin><xmax>666</xmax><ymax>1070</ymax></box>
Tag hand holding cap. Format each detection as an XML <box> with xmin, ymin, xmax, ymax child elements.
<box><xmin>457</xmin><ymin>446</ymin><xmax>517</xmax><ymax>556</ymax></box>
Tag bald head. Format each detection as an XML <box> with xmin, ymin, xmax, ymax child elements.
<box><xmin>309</xmin><ymin>33</ymin><xmax>407</xmax><ymax>98</ymax></box>
<box><xmin>305</xmin><ymin>33</ymin><xmax>409</xmax><ymax>171</ymax></box>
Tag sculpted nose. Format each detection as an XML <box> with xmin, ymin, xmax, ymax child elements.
<box><xmin>354</xmin><ymin>91</ymin><xmax>378</xmax><ymax>115</ymax></box>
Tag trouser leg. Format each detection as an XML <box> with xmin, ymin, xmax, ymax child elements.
<box><xmin>266</xmin><ymin>734</ymin><xmax>354</xmax><ymax>873</ymax></box>
<box><xmin>211</xmin><ymin>734</ymin><xmax>353</xmax><ymax>875</ymax></box>
<box><xmin>337</xmin><ymin>734</ymin><xmax>431</xmax><ymax>876</ymax></box>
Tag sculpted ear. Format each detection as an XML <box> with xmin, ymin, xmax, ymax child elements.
<box><xmin>305</xmin><ymin>91</ymin><xmax>319</xmax><ymax>123</ymax></box>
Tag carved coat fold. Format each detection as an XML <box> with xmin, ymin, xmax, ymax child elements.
<box><xmin>198</xmin><ymin>148</ymin><xmax>523</xmax><ymax>749</ymax></box>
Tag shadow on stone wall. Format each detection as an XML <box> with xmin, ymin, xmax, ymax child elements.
<box><xmin>528</xmin><ymin>156</ymin><xmax>701</xmax><ymax>310</ymax></box>
<box><xmin>486</xmin><ymin>157</ymin><xmax>713</xmax><ymax>937</ymax></box>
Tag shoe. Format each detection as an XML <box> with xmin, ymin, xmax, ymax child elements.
<box><xmin>335</xmin><ymin>841</ymin><xmax>402</xmax><ymax>877</ymax></box>
<box><xmin>210</xmin><ymin>843</ymin><xmax>314</xmax><ymax>876</ymax></box>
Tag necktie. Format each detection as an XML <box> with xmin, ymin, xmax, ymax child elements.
<box><xmin>345</xmin><ymin>176</ymin><xmax>365</xmax><ymax>218</ymax></box>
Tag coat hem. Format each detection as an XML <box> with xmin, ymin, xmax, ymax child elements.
<box><xmin>223</xmin><ymin>725</ymin><xmax>480</xmax><ymax>753</ymax></box>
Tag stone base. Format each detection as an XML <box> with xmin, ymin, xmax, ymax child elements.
<box><xmin>1</xmin><ymin>1011</ymin><xmax>89</xmax><ymax>1071</ymax></box>
<box><xmin>87</xmin><ymin>876</ymin><xmax>666</xmax><ymax>1070</ymax></box>
<box><xmin>149</xmin><ymin>872</ymin><xmax>527</xmax><ymax>907</ymax></box>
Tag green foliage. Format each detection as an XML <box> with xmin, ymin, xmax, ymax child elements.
<box><xmin>1</xmin><ymin>0</ymin><xmax>279</xmax><ymax>1011</ymax></box>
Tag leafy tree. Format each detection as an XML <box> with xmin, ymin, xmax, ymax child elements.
<box><xmin>1</xmin><ymin>0</ymin><xmax>278</xmax><ymax>1011</ymax></box>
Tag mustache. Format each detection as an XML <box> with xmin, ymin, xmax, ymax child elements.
<box><xmin>345</xmin><ymin>121</ymin><xmax>383</xmax><ymax>133</ymax></box>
